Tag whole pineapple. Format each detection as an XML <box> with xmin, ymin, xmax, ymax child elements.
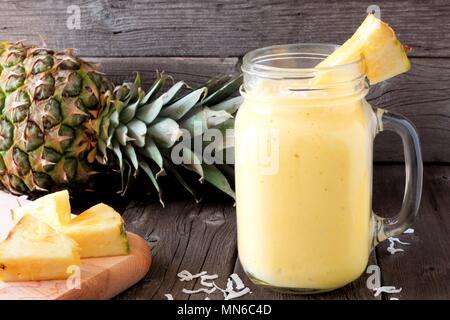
<box><xmin>0</xmin><ymin>41</ymin><xmax>242</xmax><ymax>203</ymax></box>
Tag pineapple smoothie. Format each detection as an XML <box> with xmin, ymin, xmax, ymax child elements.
<box><xmin>235</xmin><ymin>14</ymin><xmax>417</xmax><ymax>292</ymax></box>
<box><xmin>235</xmin><ymin>88</ymin><xmax>377</xmax><ymax>290</ymax></box>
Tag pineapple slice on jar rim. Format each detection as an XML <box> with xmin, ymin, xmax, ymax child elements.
<box><xmin>315</xmin><ymin>13</ymin><xmax>411</xmax><ymax>85</ymax></box>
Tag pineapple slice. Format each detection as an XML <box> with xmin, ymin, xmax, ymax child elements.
<box><xmin>61</xmin><ymin>203</ymin><xmax>130</xmax><ymax>258</ymax></box>
<box><xmin>0</xmin><ymin>215</ymin><xmax>80</xmax><ymax>282</ymax></box>
<box><xmin>12</xmin><ymin>190</ymin><xmax>71</xmax><ymax>228</ymax></box>
<box><xmin>11</xmin><ymin>191</ymin><xmax>129</xmax><ymax>259</ymax></box>
<box><xmin>317</xmin><ymin>14</ymin><xmax>410</xmax><ymax>84</ymax></box>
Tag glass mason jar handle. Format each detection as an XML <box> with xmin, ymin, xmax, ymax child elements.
<box><xmin>373</xmin><ymin>109</ymin><xmax>423</xmax><ymax>246</ymax></box>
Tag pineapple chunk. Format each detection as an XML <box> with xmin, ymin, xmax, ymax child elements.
<box><xmin>12</xmin><ymin>190</ymin><xmax>71</xmax><ymax>228</ymax></box>
<box><xmin>317</xmin><ymin>14</ymin><xmax>410</xmax><ymax>84</ymax></box>
<box><xmin>11</xmin><ymin>191</ymin><xmax>129</xmax><ymax>259</ymax></box>
<box><xmin>0</xmin><ymin>215</ymin><xmax>80</xmax><ymax>282</ymax></box>
<box><xmin>61</xmin><ymin>203</ymin><xmax>130</xmax><ymax>258</ymax></box>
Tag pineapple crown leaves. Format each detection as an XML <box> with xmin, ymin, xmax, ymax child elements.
<box><xmin>0</xmin><ymin>41</ymin><xmax>242</xmax><ymax>201</ymax></box>
<box><xmin>96</xmin><ymin>71</ymin><xmax>243</xmax><ymax>205</ymax></box>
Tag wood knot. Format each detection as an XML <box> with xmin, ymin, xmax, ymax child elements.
<box><xmin>144</xmin><ymin>235</ymin><xmax>160</xmax><ymax>249</ymax></box>
<box><xmin>205</xmin><ymin>213</ymin><xmax>226</xmax><ymax>226</ymax></box>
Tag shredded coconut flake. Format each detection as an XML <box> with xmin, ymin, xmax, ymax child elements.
<box><xmin>390</xmin><ymin>297</ymin><xmax>399</xmax><ymax>300</ymax></box>
<box><xmin>216</xmin><ymin>273</ymin><xmax>252</xmax><ymax>300</ymax></box>
<box><xmin>403</xmin><ymin>228</ymin><xmax>414</xmax><ymax>234</ymax></box>
<box><xmin>387</xmin><ymin>237</ymin><xmax>411</xmax><ymax>255</ymax></box>
<box><xmin>182</xmin><ymin>287</ymin><xmax>217</xmax><ymax>295</ymax></box>
<box><xmin>177</xmin><ymin>270</ymin><xmax>207</xmax><ymax>282</ymax></box>
<box><xmin>170</xmin><ymin>270</ymin><xmax>252</xmax><ymax>300</ymax></box>
<box><xmin>230</xmin><ymin>273</ymin><xmax>245</xmax><ymax>290</ymax></box>
<box><xmin>226</xmin><ymin>278</ymin><xmax>234</xmax><ymax>292</ymax></box>
<box><xmin>390</xmin><ymin>237</ymin><xmax>410</xmax><ymax>245</ymax></box>
<box><xmin>373</xmin><ymin>286</ymin><xmax>402</xmax><ymax>297</ymax></box>
<box><xmin>213</xmin><ymin>282</ymin><xmax>227</xmax><ymax>297</ymax></box>
<box><xmin>388</xmin><ymin>248</ymin><xmax>403</xmax><ymax>255</ymax></box>
<box><xmin>225</xmin><ymin>287</ymin><xmax>251</xmax><ymax>300</ymax></box>
<box><xmin>165</xmin><ymin>294</ymin><xmax>174</xmax><ymax>300</ymax></box>
<box><xmin>200</xmin><ymin>274</ymin><xmax>219</xmax><ymax>288</ymax></box>
<box><xmin>387</xmin><ymin>246</ymin><xmax>404</xmax><ymax>255</ymax></box>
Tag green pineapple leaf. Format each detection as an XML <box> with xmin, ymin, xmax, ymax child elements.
<box><xmin>202</xmin><ymin>164</ymin><xmax>235</xmax><ymax>199</ymax></box>
<box><xmin>138</xmin><ymin>159</ymin><xmax>164</xmax><ymax>206</ymax></box>
<box><xmin>159</xmin><ymin>87</ymin><xmax>207</xmax><ymax>120</ymax></box>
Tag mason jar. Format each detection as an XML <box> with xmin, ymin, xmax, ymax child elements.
<box><xmin>235</xmin><ymin>43</ymin><xmax>423</xmax><ymax>293</ymax></box>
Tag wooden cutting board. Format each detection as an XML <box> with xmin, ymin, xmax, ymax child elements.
<box><xmin>0</xmin><ymin>191</ymin><xmax>152</xmax><ymax>300</ymax></box>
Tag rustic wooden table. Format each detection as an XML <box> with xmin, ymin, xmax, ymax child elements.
<box><xmin>71</xmin><ymin>164</ymin><xmax>446</xmax><ymax>300</ymax></box>
<box><xmin>69</xmin><ymin>165</ymin><xmax>450</xmax><ymax>300</ymax></box>
<box><xmin>1</xmin><ymin>0</ymin><xmax>449</xmax><ymax>300</ymax></box>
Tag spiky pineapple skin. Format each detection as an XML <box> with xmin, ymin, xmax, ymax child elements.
<box><xmin>0</xmin><ymin>41</ymin><xmax>242</xmax><ymax>201</ymax></box>
<box><xmin>0</xmin><ymin>42</ymin><xmax>112</xmax><ymax>194</ymax></box>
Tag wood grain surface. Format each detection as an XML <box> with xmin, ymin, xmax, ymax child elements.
<box><xmin>116</xmin><ymin>165</ymin><xmax>450</xmax><ymax>300</ymax></box>
<box><xmin>374</xmin><ymin>165</ymin><xmax>450</xmax><ymax>300</ymax></box>
<box><xmin>0</xmin><ymin>0</ymin><xmax>447</xmax><ymax>58</ymax></box>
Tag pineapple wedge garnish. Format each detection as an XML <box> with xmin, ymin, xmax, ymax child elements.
<box><xmin>317</xmin><ymin>13</ymin><xmax>410</xmax><ymax>84</ymax></box>
<box><xmin>0</xmin><ymin>215</ymin><xmax>80</xmax><ymax>282</ymax></box>
<box><xmin>61</xmin><ymin>203</ymin><xmax>130</xmax><ymax>258</ymax></box>
<box><xmin>11</xmin><ymin>190</ymin><xmax>71</xmax><ymax>228</ymax></box>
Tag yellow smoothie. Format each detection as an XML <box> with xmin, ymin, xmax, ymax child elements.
<box><xmin>235</xmin><ymin>84</ymin><xmax>377</xmax><ymax>290</ymax></box>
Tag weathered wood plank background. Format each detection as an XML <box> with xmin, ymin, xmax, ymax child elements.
<box><xmin>1</xmin><ymin>0</ymin><xmax>449</xmax><ymax>300</ymax></box>
<box><xmin>0</xmin><ymin>0</ymin><xmax>449</xmax><ymax>161</ymax></box>
<box><xmin>1</xmin><ymin>0</ymin><xmax>448</xmax><ymax>57</ymax></box>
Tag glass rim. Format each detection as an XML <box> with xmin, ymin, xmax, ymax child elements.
<box><xmin>241</xmin><ymin>43</ymin><xmax>365</xmax><ymax>79</ymax></box>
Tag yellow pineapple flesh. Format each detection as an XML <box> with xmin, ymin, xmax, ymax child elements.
<box><xmin>317</xmin><ymin>13</ymin><xmax>410</xmax><ymax>84</ymax></box>
<box><xmin>62</xmin><ymin>203</ymin><xmax>129</xmax><ymax>258</ymax></box>
<box><xmin>0</xmin><ymin>214</ymin><xmax>80</xmax><ymax>282</ymax></box>
<box><xmin>11</xmin><ymin>190</ymin><xmax>71</xmax><ymax>228</ymax></box>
